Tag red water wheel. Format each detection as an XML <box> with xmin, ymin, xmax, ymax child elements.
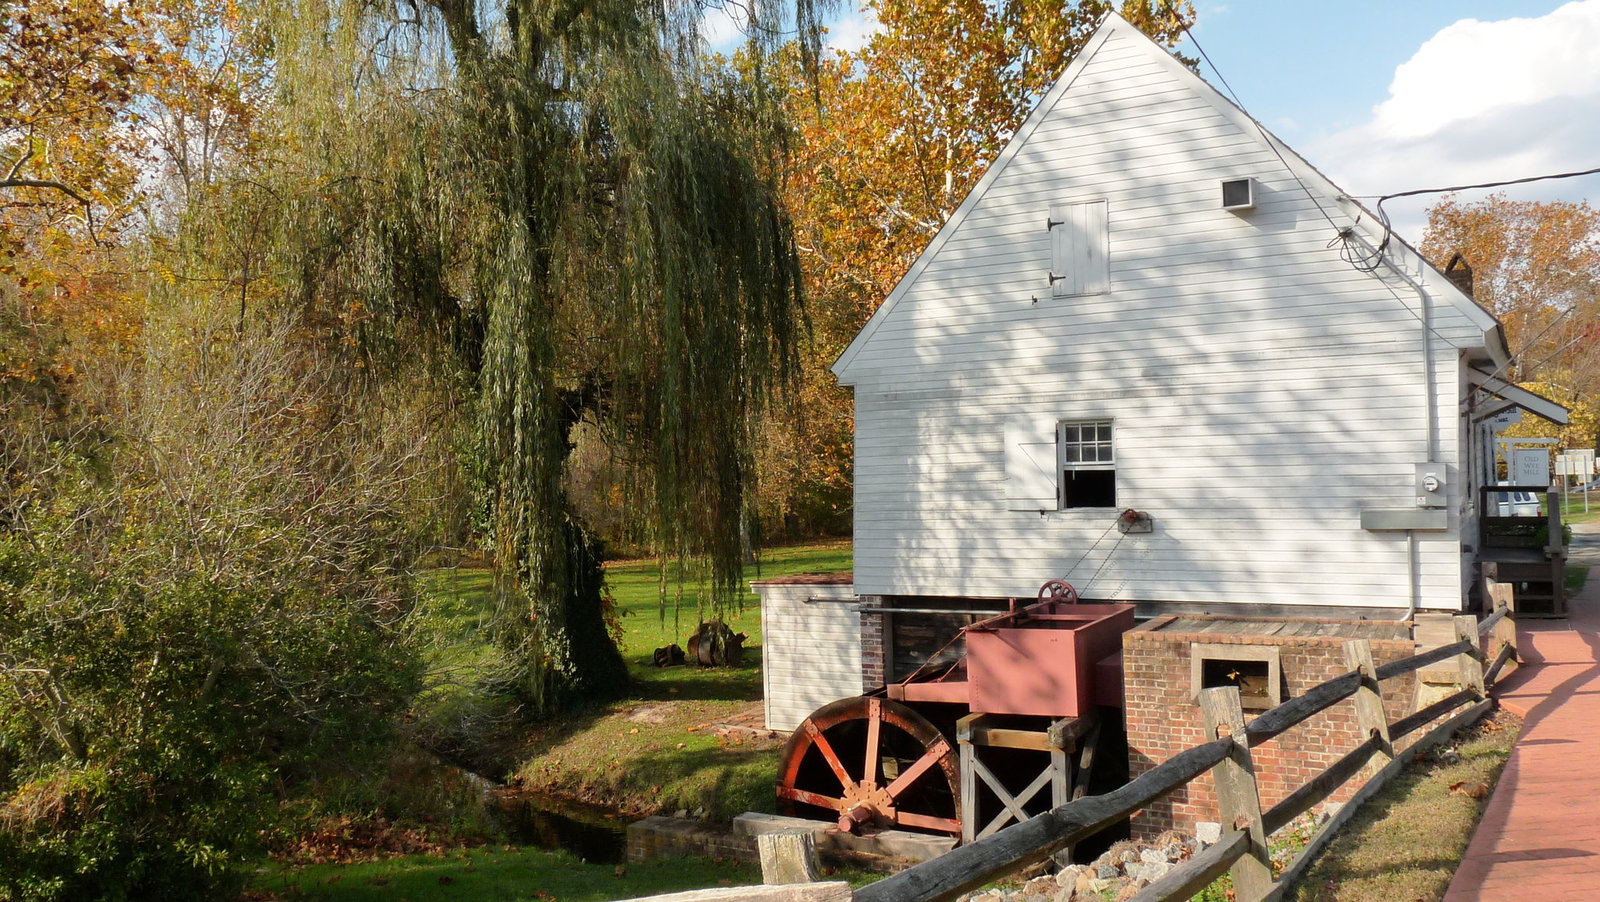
<box><xmin>775</xmin><ymin>696</ymin><xmax>962</xmax><ymax>836</ymax></box>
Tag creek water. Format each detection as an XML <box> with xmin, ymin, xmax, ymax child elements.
<box><xmin>491</xmin><ymin>792</ymin><xmax>630</xmax><ymax>864</ymax></box>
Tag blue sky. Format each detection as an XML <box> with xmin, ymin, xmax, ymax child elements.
<box><xmin>1178</xmin><ymin>1</ymin><xmax>1600</xmax><ymax>239</ymax></box>
<box><xmin>705</xmin><ymin>0</ymin><xmax>1600</xmax><ymax>243</ymax></box>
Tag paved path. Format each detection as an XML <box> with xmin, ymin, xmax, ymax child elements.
<box><xmin>1444</xmin><ymin>519</ymin><xmax>1600</xmax><ymax>900</ymax></box>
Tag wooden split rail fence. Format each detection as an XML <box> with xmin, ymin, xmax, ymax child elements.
<box><xmin>633</xmin><ymin>589</ymin><xmax>1520</xmax><ymax>902</ymax></box>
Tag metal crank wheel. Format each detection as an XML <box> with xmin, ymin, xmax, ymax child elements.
<box><xmin>776</xmin><ymin>696</ymin><xmax>961</xmax><ymax>837</ymax></box>
<box><xmin>1036</xmin><ymin>579</ymin><xmax>1079</xmax><ymax>604</ymax></box>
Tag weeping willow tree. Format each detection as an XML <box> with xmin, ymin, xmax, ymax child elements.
<box><xmin>258</xmin><ymin>0</ymin><xmax>822</xmax><ymax>711</ymax></box>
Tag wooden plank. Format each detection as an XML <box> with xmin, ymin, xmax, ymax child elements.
<box><xmin>1128</xmin><ymin>830</ymin><xmax>1249</xmax><ymax>902</ymax></box>
<box><xmin>1265</xmin><ymin>699</ymin><xmax>1493</xmax><ymax>901</ymax></box>
<box><xmin>1201</xmin><ymin>687</ymin><xmax>1271</xmax><ymax>902</ymax></box>
<box><xmin>854</xmin><ymin>737</ymin><xmax>1232</xmax><ymax>902</ymax></box>
<box><xmin>759</xmin><ymin>832</ymin><xmax>823</xmax><ymax>886</ymax></box>
<box><xmin>1455</xmin><ymin>616</ymin><xmax>1486</xmax><ymax>697</ymax></box>
<box><xmin>1261</xmin><ymin>737</ymin><xmax>1378</xmax><ymax>834</ymax></box>
<box><xmin>1484</xmin><ymin>642</ymin><xmax>1515</xmax><ymax>686</ymax></box>
<box><xmin>1373</xmin><ymin>640</ymin><xmax>1472</xmax><ymax>681</ymax></box>
<box><xmin>1343</xmin><ymin>640</ymin><xmax>1392</xmax><ymax>766</ymax></box>
<box><xmin>1244</xmin><ymin>671</ymin><xmax>1360</xmax><ymax>747</ymax></box>
<box><xmin>1390</xmin><ymin>689</ymin><xmax>1476</xmax><ymax>740</ymax></box>
<box><xmin>966</xmin><ymin>726</ymin><xmax>1052</xmax><ymax>752</ymax></box>
<box><xmin>622</xmin><ymin>884</ymin><xmax>852</xmax><ymax>902</ymax></box>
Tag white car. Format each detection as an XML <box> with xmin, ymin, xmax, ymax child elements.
<box><xmin>1495</xmin><ymin>490</ymin><xmax>1542</xmax><ymax>517</ymax></box>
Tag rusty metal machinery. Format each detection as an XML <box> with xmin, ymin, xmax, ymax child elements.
<box><xmin>774</xmin><ymin>579</ymin><xmax>1137</xmax><ymax>841</ymax></box>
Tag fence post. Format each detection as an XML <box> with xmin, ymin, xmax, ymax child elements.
<box><xmin>1199</xmin><ymin>687</ymin><xmax>1271</xmax><ymax>902</ymax></box>
<box><xmin>1485</xmin><ymin>576</ymin><xmax>1517</xmax><ymax>667</ymax></box>
<box><xmin>1342</xmin><ymin>639</ymin><xmax>1392</xmax><ymax>767</ymax></box>
<box><xmin>1454</xmin><ymin>615</ymin><xmax>1486</xmax><ymax>697</ymax></box>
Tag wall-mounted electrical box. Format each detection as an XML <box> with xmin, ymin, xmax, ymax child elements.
<box><xmin>1415</xmin><ymin>462</ymin><xmax>1447</xmax><ymax>509</ymax></box>
<box><xmin>1221</xmin><ymin>178</ymin><xmax>1255</xmax><ymax>211</ymax></box>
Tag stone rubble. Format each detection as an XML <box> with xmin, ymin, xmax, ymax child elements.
<box><xmin>951</xmin><ymin>811</ymin><xmax>1330</xmax><ymax>902</ymax></box>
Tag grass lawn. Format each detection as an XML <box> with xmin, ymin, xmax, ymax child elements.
<box><xmin>250</xmin><ymin>845</ymin><xmax>760</xmax><ymax>901</ymax></box>
<box><xmin>1559</xmin><ymin>494</ymin><xmax>1600</xmax><ymax>525</ymax></box>
<box><xmin>414</xmin><ymin>540</ymin><xmax>852</xmax><ymax>822</ymax></box>
<box><xmin>1567</xmin><ymin>564</ymin><xmax>1590</xmax><ymax>596</ymax></box>
<box><xmin>1283</xmin><ymin>707</ymin><xmax>1521</xmax><ymax>901</ymax></box>
<box><xmin>252</xmin><ymin>541</ymin><xmax>853</xmax><ymax>901</ymax></box>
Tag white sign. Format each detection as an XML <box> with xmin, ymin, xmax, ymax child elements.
<box><xmin>1488</xmin><ymin>409</ymin><xmax>1522</xmax><ymax>432</ymax></box>
<box><xmin>1557</xmin><ymin>449</ymin><xmax>1595</xmax><ymax>477</ymax></box>
<box><xmin>1513</xmin><ymin>448</ymin><xmax>1550</xmax><ymax>487</ymax></box>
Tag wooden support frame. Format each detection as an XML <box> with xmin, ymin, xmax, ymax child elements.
<box><xmin>956</xmin><ymin>713</ymin><xmax>1089</xmax><ymax>844</ymax></box>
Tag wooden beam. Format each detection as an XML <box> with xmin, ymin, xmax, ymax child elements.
<box><xmin>1244</xmin><ymin>671</ymin><xmax>1360</xmax><ymax>746</ymax></box>
<box><xmin>1455</xmin><ymin>616</ymin><xmax>1486</xmax><ymax>697</ymax></box>
<box><xmin>1265</xmin><ymin>700</ymin><xmax>1493</xmax><ymax>901</ymax></box>
<box><xmin>1128</xmin><ymin>830</ymin><xmax>1249</xmax><ymax>902</ymax></box>
<box><xmin>854</xmin><ymin>738</ymin><xmax>1231</xmax><ymax>902</ymax></box>
<box><xmin>1391</xmin><ymin>689</ymin><xmax>1477</xmax><ymax>741</ymax></box>
<box><xmin>1344</xmin><ymin>640</ymin><xmax>1393</xmax><ymax>766</ymax></box>
<box><xmin>1261</xmin><ymin>737</ymin><xmax>1378</xmax><ymax>835</ymax></box>
<box><xmin>1201</xmin><ymin>687</ymin><xmax>1271</xmax><ymax>902</ymax></box>
<box><xmin>1374</xmin><ymin>640</ymin><xmax>1473</xmax><ymax>681</ymax></box>
<box><xmin>620</xmin><ymin>883</ymin><xmax>853</xmax><ymax>901</ymax></box>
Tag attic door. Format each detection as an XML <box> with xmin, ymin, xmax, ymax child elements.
<box><xmin>1049</xmin><ymin>200</ymin><xmax>1108</xmax><ymax>297</ymax></box>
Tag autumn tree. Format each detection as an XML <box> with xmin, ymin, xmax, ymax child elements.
<box><xmin>1423</xmin><ymin>194</ymin><xmax>1600</xmax><ymax>454</ymax></box>
<box><xmin>748</xmin><ymin>1</ymin><xmax>1195</xmax><ymax>533</ymax></box>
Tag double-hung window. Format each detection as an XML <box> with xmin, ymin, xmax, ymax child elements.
<box><xmin>1059</xmin><ymin>420</ymin><xmax>1116</xmax><ymax>508</ymax></box>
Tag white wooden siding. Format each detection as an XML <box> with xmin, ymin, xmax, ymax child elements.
<box><xmin>758</xmin><ymin>584</ymin><xmax>862</xmax><ymax>731</ymax></box>
<box><xmin>837</xmin><ymin>18</ymin><xmax>1483</xmax><ymax>612</ymax></box>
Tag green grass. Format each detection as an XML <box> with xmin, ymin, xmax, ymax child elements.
<box><xmin>504</xmin><ymin>540</ymin><xmax>851</xmax><ymax>823</ymax></box>
<box><xmin>1558</xmin><ymin>494</ymin><xmax>1600</xmax><ymax>525</ymax></box>
<box><xmin>1283</xmin><ymin>708</ymin><xmax>1521</xmax><ymax>901</ymax></box>
<box><xmin>411</xmin><ymin>541</ymin><xmax>852</xmax><ymax>822</ymax></box>
<box><xmin>251</xmin><ymin>845</ymin><xmax>760</xmax><ymax>901</ymax></box>
<box><xmin>252</xmin><ymin>541</ymin><xmax>854</xmax><ymax>901</ymax></box>
<box><xmin>1567</xmin><ymin>564</ymin><xmax>1590</xmax><ymax>595</ymax></box>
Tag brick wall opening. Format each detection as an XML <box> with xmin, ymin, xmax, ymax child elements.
<box><xmin>1122</xmin><ymin>615</ymin><xmax>1416</xmax><ymax>840</ymax></box>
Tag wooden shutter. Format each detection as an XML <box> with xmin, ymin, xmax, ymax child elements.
<box><xmin>1005</xmin><ymin>417</ymin><xmax>1058</xmax><ymax>510</ymax></box>
<box><xmin>1049</xmin><ymin>201</ymin><xmax>1109</xmax><ymax>297</ymax></box>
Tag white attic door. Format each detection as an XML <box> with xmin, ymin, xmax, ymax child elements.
<box><xmin>1005</xmin><ymin>417</ymin><xmax>1058</xmax><ymax>510</ymax></box>
<box><xmin>1049</xmin><ymin>200</ymin><xmax>1108</xmax><ymax>297</ymax></box>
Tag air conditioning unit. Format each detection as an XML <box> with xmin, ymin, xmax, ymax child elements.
<box><xmin>1221</xmin><ymin>177</ymin><xmax>1254</xmax><ymax>211</ymax></box>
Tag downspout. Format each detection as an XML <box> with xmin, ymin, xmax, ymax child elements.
<box><xmin>1377</xmin><ymin>255</ymin><xmax>1437</xmax><ymax>620</ymax></box>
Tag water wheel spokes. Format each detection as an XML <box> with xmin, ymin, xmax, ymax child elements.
<box><xmin>776</xmin><ymin>696</ymin><xmax>962</xmax><ymax>837</ymax></box>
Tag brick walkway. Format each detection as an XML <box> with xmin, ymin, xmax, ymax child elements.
<box><xmin>1444</xmin><ymin>520</ymin><xmax>1600</xmax><ymax>900</ymax></box>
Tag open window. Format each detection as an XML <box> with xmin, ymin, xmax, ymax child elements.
<box><xmin>1004</xmin><ymin>417</ymin><xmax>1118</xmax><ymax>511</ymax></box>
<box><xmin>1191</xmin><ymin>644</ymin><xmax>1282</xmax><ymax>711</ymax></box>
<box><xmin>1059</xmin><ymin>420</ymin><xmax>1115</xmax><ymax>509</ymax></box>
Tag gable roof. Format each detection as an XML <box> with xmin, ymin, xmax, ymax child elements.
<box><xmin>831</xmin><ymin>12</ymin><xmax>1508</xmax><ymax>383</ymax></box>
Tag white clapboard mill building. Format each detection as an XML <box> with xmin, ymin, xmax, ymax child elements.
<box><xmin>754</xmin><ymin>12</ymin><xmax>1567</xmax><ymax>732</ymax></box>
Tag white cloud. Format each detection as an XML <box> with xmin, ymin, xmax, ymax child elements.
<box><xmin>1307</xmin><ymin>0</ymin><xmax>1600</xmax><ymax>242</ymax></box>
<box><xmin>824</xmin><ymin>7</ymin><xmax>880</xmax><ymax>55</ymax></box>
<box><xmin>699</xmin><ymin>4</ymin><xmax>749</xmax><ymax>51</ymax></box>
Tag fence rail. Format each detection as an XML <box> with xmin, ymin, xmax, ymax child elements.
<box><xmin>630</xmin><ymin>581</ymin><xmax>1520</xmax><ymax>902</ymax></box>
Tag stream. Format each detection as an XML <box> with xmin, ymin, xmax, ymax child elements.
<box><xmin>490</xmin><ymin>791</ymin><xmax>630</xmax><ymax>864</ymax></box>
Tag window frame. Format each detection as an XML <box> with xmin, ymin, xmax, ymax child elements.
<box><xmin>1057</xmin><ymin>418</ymin><xmax>1117</xmax><ymax>509</ymax></box>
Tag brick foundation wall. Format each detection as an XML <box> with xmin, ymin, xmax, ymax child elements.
<box><xmin>1123</xmin><ymin>618</ymin><xmax>1416</xmax><ymax>840</ymax></box>
<box><xmin>861</xmin><ymin>607</ymin><xmax>887</xmax><ymax>693</ymax></box>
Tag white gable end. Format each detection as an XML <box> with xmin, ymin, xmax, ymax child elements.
<box><xmin>837</xmin><ymin>13</ymin><xmax>1495</xmax><ymax>612</ymax></box>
